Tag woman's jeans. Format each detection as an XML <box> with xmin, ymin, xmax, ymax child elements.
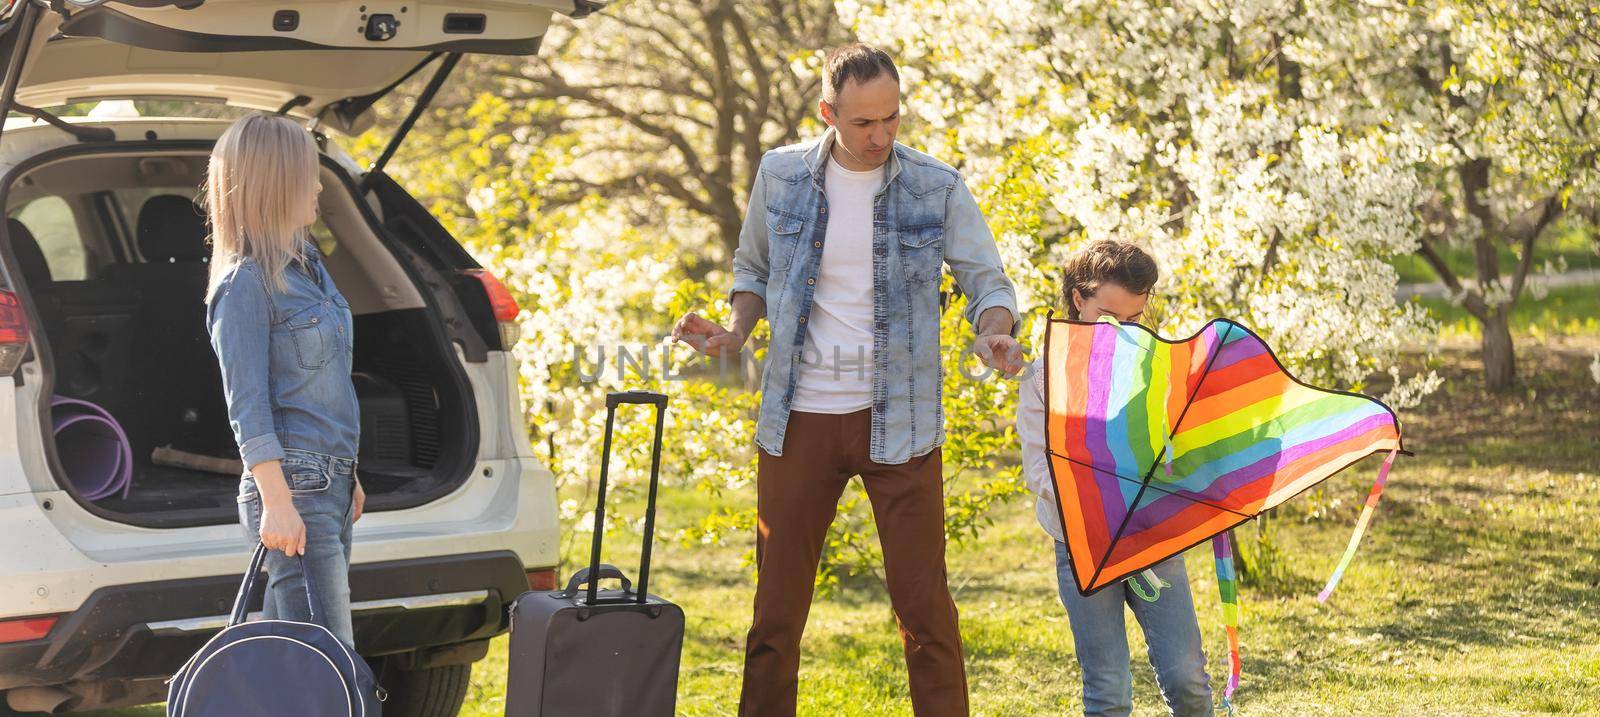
<box><xmin>1054</xmin><ymin>541</ymin><xmax>1213</xmax><ymax>717</ymax></box>
<box><xmin>237</xmin><ymin>448</ymin><xmax>358</xmax><ymax>648</ymax></box>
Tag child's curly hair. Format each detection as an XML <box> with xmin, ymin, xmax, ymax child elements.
<box><xmin>1060</xmin><ymin>240</ymin><xmax>1160</xmax><ymax>320</ymax></box>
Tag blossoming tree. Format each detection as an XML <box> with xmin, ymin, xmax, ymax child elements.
<box><xmin>843</xmin><ymin>0</ymin><xmax>1596</xmax><ymax>391</ymax></box>
<box><xmin>842</xmin><ymin>0</ymin><xmax>1445</xmax><ymax>402</ymax></box>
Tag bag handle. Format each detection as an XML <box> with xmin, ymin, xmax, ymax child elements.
<box><xmin>228</xmin><ymin>542</ymin><xmax>319</xmax><ymax>627</ymax></box>
<box><xmin>227</xmin><ymin>544</ymin><xmax>268</xmax><ymax>626</ymax></box>
<box><xmin>562</xmin><ymin>564</ymin><xmax>633</xmax><ymax>598</ymax></box>
<box><xmin>585</xmin><ymin>390</ymin><xmax>668</xmax><ymax>606</ymax></box>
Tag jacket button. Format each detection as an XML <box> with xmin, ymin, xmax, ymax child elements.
<box><xmin>813</xmin><ymin>241</ymin><xmax>822</xmax><ymax>248</ymax></box>
<box><xmin>807</xmin><ymin>278</ymin><xmax>816</xmax><ymax>286</ymax></box>
<box><xmin>310</xmin><ymin>317</ymin><xmax>319</xmax><ymax>324</ymax></box>
<box><xmin>798</xmin><ymin>316</ymin><xmax>807</xmax><ymax>324</ymax></box>
<box><xmin>820</xmin><ymin>206</ymin><xmax>827</xmax><ymax>214</ymax></box>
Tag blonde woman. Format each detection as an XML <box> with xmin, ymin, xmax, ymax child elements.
<box><xmin>204</xmin><ymin>114</ymin><xmax>363</xmax><ymax>647</ymax></box>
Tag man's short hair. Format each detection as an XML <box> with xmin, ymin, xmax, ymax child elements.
<box><xmin>1060</xmin><ymin>240</ymin><xmax>1160</xmax><ymax>320</ymax></box>
<box><xmin>822</xmin><ymin>43</ymin><xmax>900</xmax><ymax>105</ymax></box>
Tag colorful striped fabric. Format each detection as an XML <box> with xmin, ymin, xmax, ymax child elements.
<box><xmin>1043</xmin><ymin>317</ymin><xmax>1404</xmax><ymax>595</ymax></box>
<box><xmin>1317</xmin><ymin>449</ymin><xmax>1398</xmax><ymax>601</ymax></box>
<box><xmin>1212</xmin><ymin>532</ymin><xmax>1241</xmax><ymax>713</ymax></box>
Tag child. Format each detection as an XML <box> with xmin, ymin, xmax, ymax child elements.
<box><xmin>1016</xmin><ymin>240</ymin><xmax>1213</xmax><ymax>716</ymax></box>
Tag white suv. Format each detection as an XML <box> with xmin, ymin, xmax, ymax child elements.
<box><xmin>0</xmin><ymin>1</ymin><xmax>596</xmax><ymax>714</ymax></box>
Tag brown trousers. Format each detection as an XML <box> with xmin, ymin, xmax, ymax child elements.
<box><xmin>738</xmin><ymin>410</ymin><xmax>969</xmax><ymax>717</ymax></box>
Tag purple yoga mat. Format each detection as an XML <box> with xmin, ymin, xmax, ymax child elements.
<box><xmin>51</xmin><ymin>396</ymin><xmax>132</xmax><ymax>501</ymax></box>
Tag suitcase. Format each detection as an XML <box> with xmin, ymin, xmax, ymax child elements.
<box><xmin>504</xmin><ymin>390</ymin><xmax>684</xmax><ymax>717</ymax></box>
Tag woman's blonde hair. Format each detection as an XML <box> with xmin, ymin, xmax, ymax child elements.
<box><xmin>203</xmin><ymin>113</ymin><xmax>319</xmax><ymax>302</ymax></box>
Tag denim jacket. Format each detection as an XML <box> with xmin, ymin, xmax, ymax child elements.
<box><xmin>730</xmin><ymin>129</ymin><xmax>1018</xmax><ymax>464</ymax></box>
<box><xmin>206</xmin><ymin>241</ymin><xmax>360</xmax><ymax>469</ymax></box>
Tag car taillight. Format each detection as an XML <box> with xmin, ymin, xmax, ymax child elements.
<box><xmin>0</xmin><ymin>290</ymin><xmax>30</xmax><ymax>376</ymax></box>
<box><xmin>461</xmin><ymin>269</ymin><xmax>521</xmax><ymax>347</ymax></box>
<box><xmin>526</xmin><ymin>568</ymin><xmax>558</xmax><ymax>592</ymax></box>
<box><xmin>0</xmin><ymin>615</ymin><xmax>58</xmax><ymax>644</ymax></box>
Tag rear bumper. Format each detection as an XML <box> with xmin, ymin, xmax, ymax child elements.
<box><xmin>0</xmin><ymin>550</ymin><xmax>528</xmax><ymax>692</ymax></box>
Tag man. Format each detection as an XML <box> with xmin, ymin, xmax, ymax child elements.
<box><xmin>673</xmin><ymin>43</ymin><xmax>1023</xmax><ymax>717</ymax></box>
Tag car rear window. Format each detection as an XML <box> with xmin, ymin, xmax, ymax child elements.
<box><xmin>14</xmin><ymin>196</ymin><xmax>88</xmax><ymax>281</ymax></box>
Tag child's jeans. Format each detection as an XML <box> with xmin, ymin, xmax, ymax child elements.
<box><xmin>1054</xmin><ymin>540</ymin><xmax>1213</xmax><ymax>717</ymax></box>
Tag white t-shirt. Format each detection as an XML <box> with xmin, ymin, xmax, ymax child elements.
<box><xmin>790</xmin><ymin>158</ymin><xmax>884</xmax><ymax>414</ymax></box>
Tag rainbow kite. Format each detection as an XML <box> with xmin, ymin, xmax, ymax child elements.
<box><xmin>1043</xmin><ymin>317</ymin><xmax>1404</xmax><ymax>709</ymax></box>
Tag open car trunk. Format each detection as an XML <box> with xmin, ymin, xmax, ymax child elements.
<box><xmin>0</xmin><ymin>0</ymin><xmax>596</xmax><ymax>526</ymax></box>
<box><xmin>4</xmin><ymin>144</ymin><xmax>480</xmax><ymax>527</ymax></box>
<box><xmin>0</xmin><ymin>0</ymin><xmax>603</xmax><ymax>526</ymax></box>
<box><xmin>3</xmin><ymin>0</ymin><xmax>599</xmax><ymax>134</ymax></box>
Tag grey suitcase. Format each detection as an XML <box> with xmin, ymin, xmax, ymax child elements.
<box><xmin>504</xmin><ymin>390</ymin><xmax>684</xmax><ymax>717</ymax></box>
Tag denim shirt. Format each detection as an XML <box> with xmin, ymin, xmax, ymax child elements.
<box><xmin>206</xmin><ymin>241</ymin><xmax>360</xmax><ymax>469</ymax></box>
<box><xmin>730</xmin><ymin>129</ymin><xmax>1019</xmax><ymax>464</ymax></box>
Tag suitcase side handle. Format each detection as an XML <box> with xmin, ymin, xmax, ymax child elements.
<box><xmin>586</xmin><ymin>391</ymin><xmax>669</xmax><ymax>606</ymax></box>
<box><xmin>563</xmin><ymin>564</ymin><xmax>633</xmax><ymax>598</ymax></box>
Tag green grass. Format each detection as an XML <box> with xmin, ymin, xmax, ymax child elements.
<box><xmin>1415</xmin><ymin>283</ymin><xmax>1600</xmax><ymax>341</ymax></box>
<box><xmin>1390</xmin><ymin>224</ymin><xmax>1598</xmax><ymax>286</ymax></box>
<box><xmin>1389</xmin><ymin>226</ymin><xmax>1596</xmax><ymax>341</ymax></box>
<box><xmin>454</xmin><ymin>348</ymin><xmax>1600</xmax><ymax>716</ymax></box>
<box><xmin>86</xmin><ymin>349</ymin><xmax>1600</xmax><ymax>716</ymax></box>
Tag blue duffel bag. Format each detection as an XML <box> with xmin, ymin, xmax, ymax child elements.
<box><xmin>166</xmin><ymin>543</ymin><xmax>385</xmax><ymax>716</ymax></box>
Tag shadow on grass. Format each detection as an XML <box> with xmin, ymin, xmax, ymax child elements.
<box><xmin>1404</xmin><ymin>348</ymin><xmax>1600</xmax><ymax>473</ymax></box>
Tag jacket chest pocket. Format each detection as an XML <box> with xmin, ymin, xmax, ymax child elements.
<box><xmin>283</xmin><ymin>304</ymin><xmax>337</xmax><ymax>370</ymax></box>
<box><xmin>767</xmin><ymin>210</ymin><xmax>806</xmax><ymax>273</ymax></box>
<box><xmin>766</xmin><ymin>209</ymin><xmax>807</xmax><ymax>308</ymax></box>
<box><xmin>897</xmin><ymin>223</ymin><xmax>944</xmax><ymax>285</ymax></box>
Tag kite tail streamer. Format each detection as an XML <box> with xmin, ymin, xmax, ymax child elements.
<box><xmin>1317</xmin><ymin>448</ymin><xmax>1399</xmax><ymax>602</ymax></box>
<box><xmin>1212</xmin><ymin>533</ymin><xmax>1241</xmax><ymax>715</ymax></box>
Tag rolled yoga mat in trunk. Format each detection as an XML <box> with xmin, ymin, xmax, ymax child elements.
<box><xmin>51</xmin><ymin>396</ymin><xmax>132</xmax><ymax>501</ymax></box>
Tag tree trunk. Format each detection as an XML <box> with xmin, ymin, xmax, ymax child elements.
<box><xmin>1480</xmin><ymin>309</ymin><xmax>1516</xmax><ymax>390</ymax></box>
<box><xmin>719</xmin><ymin>212</ymin><xmax>743</xmax><ymax>263</ymax></box>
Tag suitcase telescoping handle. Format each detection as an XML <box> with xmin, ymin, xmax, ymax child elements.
<box><xmin>562</xmin><ymin>564</ymin><xmax>633</xmax><ymax>597</ymax></box>
<box><xmin>608</xmin><ymin>390</ymin><xmax>668</xmax><ymax>409</ymax></box>
<box><xmin>584</xmin><ymin>390</ymin><xmax>668</xmax><ymax>606</ymax></box>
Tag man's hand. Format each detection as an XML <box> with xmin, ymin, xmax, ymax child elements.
<box><xmin>972</xmin><ymin>306</ymin><xmax>1025</xmax><ymax>377</ymax></box>
<box><xmin>974</xmin><ymin>333</ymin><xmax>1026</xmax><ymax>377</ymax></box>
<box><xmin>672</xmin><ymin>312</ymin><xmax>746</xmax><ymax>358</ymax></box>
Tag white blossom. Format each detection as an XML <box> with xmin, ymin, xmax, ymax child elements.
<box><xmin>846</xmin><ymin>0</ymin><xmax>1442</xmax><ymax>401</ymax></box>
